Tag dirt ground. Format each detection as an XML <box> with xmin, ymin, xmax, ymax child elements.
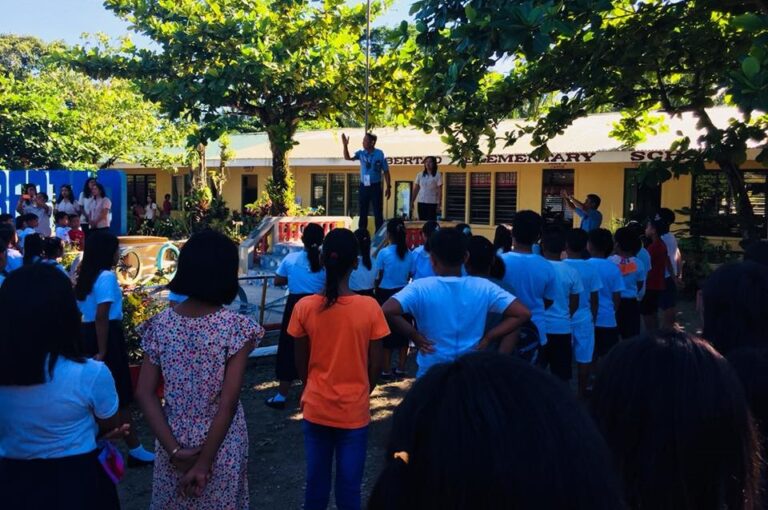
<box><xmin>117</xmin><ymin>353</ymin><xmax>414</xmax><ymax>510</ymax></box>
<box><xmin>117</xmin><ymin>298</ymin><xmax>702</xmax><ymax>509</ymax></box>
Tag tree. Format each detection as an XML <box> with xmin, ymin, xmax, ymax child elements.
<box><xmin>72</xmin><ymin>0</ymin><xmax>417</xmax><ymax>214</ymax></box>
<box><xmin>0</xmin><ymin>35</ymin><xmax>186</xmax><ymax>170</ymax></box>
<box><xmin>411</xmin><ymin>0</ymin><xmax>768</xmax><ymax>242</ymax></box>
<box><xmin>0</xmin><ymin>34</ymin><xmax>55</xmax><ymax>78</ymax></box>
<box><xmin>0</xmin><ymin>68</ymin><xmax>187</xmax><ymax>170</ymax></box>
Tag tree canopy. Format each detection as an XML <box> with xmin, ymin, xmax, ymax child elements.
<box><xmin>0</xmin><ymin>35</ymin><xmax>186</xmax><ymax>171</ymax></box>
<box><xmin>72</xmin><ymin>0</ymin><xmax>418</xmax><ymax>213</ymax></box>
<box><xmin>411</xmin><ymin>0</ymin><xmax>768</xmax><ymax>241</ymax></box>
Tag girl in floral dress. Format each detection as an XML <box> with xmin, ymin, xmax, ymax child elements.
<box><xmin>136</xmin><ymin>230</ymin><xmax>264</xmax><ymax>509</ymax></box>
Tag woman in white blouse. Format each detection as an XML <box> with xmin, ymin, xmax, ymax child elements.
<box><xmin>411</xmin><ymin>156</ymin><xmax>443</xmax><ymax>221</ymax></box>
<box><xmin>54</xmin><ymin>184</ymin><xmax>80</xmax><ymax>216</ymax></box>
<box><xmin>87</xmin><ymin>182</ymin><xmax>112</xmax><ymax>232</ymax></box>
<box><xmin>79</xmin><ymin>177</ymin><xmax>97</xmax><ymax>234</ymax></box>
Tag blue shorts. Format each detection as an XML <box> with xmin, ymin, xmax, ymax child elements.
<box><xmin>659</xmin><ymin>276</ymin><xmax>677</xmax><ymax>310</ymax></box>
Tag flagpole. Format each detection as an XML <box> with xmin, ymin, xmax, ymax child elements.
<box><xmin>365</xmin><ymin>0</ymin><xmax>371</xmax><ymax>133</ymax></box>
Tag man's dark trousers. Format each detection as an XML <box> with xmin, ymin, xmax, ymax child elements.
<box><xmin>358</xmin><ymin>182</ymin><xmax>384</xmax><ymax>232</ymax></box>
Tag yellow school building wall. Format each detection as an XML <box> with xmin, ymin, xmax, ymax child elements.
<box><xmin>126</xmin><ymin>160</ymin><xmax>754</xmax><ymax>248</ymax></box>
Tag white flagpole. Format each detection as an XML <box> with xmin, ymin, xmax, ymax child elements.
<box><xmin>365</xmin><ymin>0</ymin><xmax>371</xmax><ymax>133</ymax></box>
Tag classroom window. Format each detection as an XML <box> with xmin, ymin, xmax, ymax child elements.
<box><xmin>624</xmin><ymin>168</ymin><xmax>661</xmax><ymax>222</ymax></box>
<box><xmin>328</xmin><ymin>174</ymin><xmax>346</xmax><ymax>216</ymax></box>
<box><xmin>444</xmin><ymin>173</ymin><xmax>467</xmax><ymax>222</ymax></box>
<box><xmin>542</xmin><ymin>169</ymin><xmax>574</xmax><ymax>227</ymax></box>
<box><xmin>126</xmin><ymin>174</ymin><xmax>157</xmax><ymax>206</ymax></box>
<box><xmin>241</xmin><ymin>175</ymin><xmax>259</xmax><ymax>209</ymax></box>
<box><xmin>494</xmin><ymin>172</ymin><xmax>518</xmax><ymax>225</ymax></box>
<box><xmin>310</xmin><ymin>174</ymin><xmax>328</xmax><ymax>211</ymax></box>
<box><xmin>692</xmin><ymin>171</ymin><xmax>767</xmax><ymax>238</ymax></box>
<box><xmin>469</xmin><ymin>173</ymin><xmax>492</xmax><ymax>225</ymax></box>
<box><xmin>347</xmin><ymin>174</ymin><xmax>360</xmax><ymax>217</ymax></box>
<box><xmin>311</xmin><ymin>173</ymin><xmax>361</xmax><ymax>216</ymax></box>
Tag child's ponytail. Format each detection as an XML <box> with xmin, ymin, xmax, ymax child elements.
<box><xmin>302</xmin><ymin>223</ymin><xmax>325</xmax><ymax>273</ymax></box>
<box><xmin>354</xmin><ymin>228</ymin><xmax>372</xmax><ymax>270</ymax></box>
<box><xmin>322</xmin><ymin>228</ymin><xmax>359</xmax><ymax>308</ymax></box>
<box><xmin>387</xmin><ymin>218</ymin><xmax>408</xmax><ymax>260</ymax></box>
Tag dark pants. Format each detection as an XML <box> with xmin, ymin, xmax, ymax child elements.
<box><xmin>594</xmin><ymin>326</ymin><xmax>620</xmax><ymax>361</ymax></box>
<box><xmin>617</xmin><ymin>298</ymin><xmax>641</xmax><ymax>339</ymax></box>
<box><xmin>303</xmin><ymin>420</ymin><xmax>368</xmax><ymax>510</ymax></box>
<box><xmin>0</xmin><ymin>450</ymin><xmax>120</xmax><ymax>510</ymax></box>
<box><xmin>359</xmin><ymin>183</ymin><xmax>384</xmax><ymax>232</ymax></box>
<box><xmin>417</xmin><ymin>202</ymin><xmax>438</xmax><ymax>221</ymax></box>
<box><xmin>544</xmin><ymin>333</ymin><xmax>573</xmax><ymax>381</ymax></box>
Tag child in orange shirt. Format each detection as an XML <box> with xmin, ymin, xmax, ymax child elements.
<box><xmin>289</xmin><ymin>228</ymin><xmax>388</xmax><ymax>510</ymax></box>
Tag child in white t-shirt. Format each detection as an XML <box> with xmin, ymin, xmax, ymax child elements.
<box><xmin>375</xmin><ymin>219</ymin><xmax>414</xmax><ymax>379</ymax></box>
<box><xmin>349</xmin><ymin>228</ymin><xmax>377</xmax><ymax>296</ymax></box>
<box><xmin>500</xmin><ymin>211</ymin><xmax>557</xmax><ymax>344</ymax></box>
<box><xmin>410</xmin><ymin>220</ymin><xmax>440</xmax><ymax>280</ymax></box>
<box><xmin>383</xmin><ymin>228</ymin><xmax>531</xmax><ymax>378</ymax></box>
<box><xmin>541</xmin><ymin>229</ymin><xmax>583</xmax><ymax>383</ymax></box>
<box><xmin>563</xmin><ymin>229</ymin><xmax>602</xmax><ymax>396</ymax></box>
<box><xmin>587</xmin><ymin>229</ymin><xmax>625</xmax><ymax>363</ymax></box>
<box><xmin>54</xmin><ymin>211</ymin><xmax>71</xmax><ymax>244</ymax></box>
<box><xmin>609</xmin><ymin>227</ymin><xmax>647</xmax><ymax>340</ymax></box>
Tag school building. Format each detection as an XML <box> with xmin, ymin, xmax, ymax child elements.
<box><xmin>120</xmin><ymin>106</ymin><xmax>766</xmax><ymax>243</ymax></box>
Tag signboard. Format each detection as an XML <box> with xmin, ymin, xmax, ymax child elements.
<box><xmin>0</xmin><ymin>170</ymin><xmax>128</xmax><ymax>235</ymax></box>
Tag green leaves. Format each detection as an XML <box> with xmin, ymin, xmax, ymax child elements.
<box><xmin>742</xmin><ymin>56</ymin><xmax>760</xmax><ymax>78</ymax></box>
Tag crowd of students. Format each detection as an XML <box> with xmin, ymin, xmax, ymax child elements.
<box><xmin>1</xmin><ymin>203</ymin><xmax>766</xmax><ymax>509</ymax></box>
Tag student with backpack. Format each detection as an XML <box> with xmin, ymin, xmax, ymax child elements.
<box><xmin>383</xmin><ymin>228</ymin><xmax>531</xmax><ymax>378</ymax></box>
<box><xmin>289</xmin><ymin>228</ymin><xmax>388</xmax><ymax>510</ymax></box>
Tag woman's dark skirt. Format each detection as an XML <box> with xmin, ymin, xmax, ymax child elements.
<box><xmin>82</xmin><ymin>320</ymin><xmax>134</xmax><ymax>408</ymax></box>
<box><xmin>0</xmin><ymin>450</ymin><xmax>120</xmax><ymax>510</ymax></box>
<box><xmin>417</xmin><ymin>202</ymin><xmax>438</xmax><ymax>221</ymax></box>
<box><xmin>376</xmin><ymin>287</ymin><xmax>410</xmax><ymax>349</ymax></box>
<box><xmin>276</xmin><ymin>293</ymin><xmax>312</xmax><ymax>382</ymax></box>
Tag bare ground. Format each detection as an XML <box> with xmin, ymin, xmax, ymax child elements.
<box><xmin>117</xmin><ymin>298</ymin><xmax>701</xmax><ymax>509</ymax></box>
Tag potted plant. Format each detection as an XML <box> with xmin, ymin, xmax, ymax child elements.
<box><xmin>123</xmin><ymin>283</ymin><xmax>168</xmax><ymax>397</ymax></box>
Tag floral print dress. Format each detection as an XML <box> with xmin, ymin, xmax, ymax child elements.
<box><xmin>139</xmin><ymin>308</ymin><xmax>264</xmax><ymax>510</ymax></box>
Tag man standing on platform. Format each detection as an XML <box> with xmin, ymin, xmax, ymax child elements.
<box><xmin>343</xmin><ymin>132</ymin><xmax>391</xmax><ymax>231</ymax></box>
<box><xmin>562</xmin><ymin>191</ymin><xmax>603</xmax><ymax>232</ymax></box>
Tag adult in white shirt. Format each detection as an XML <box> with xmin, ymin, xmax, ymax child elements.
<box><xmin>411</xmin><ymin>156</ymin><xmax>443</xmax><ymax>221</ymax></box>
<box><xmin>78</xmin><ymin>177</ymin><xmax>97</xmax><ymax>234</ymax></box>
<box><xmin>0</xmin><ymin>264</ymin><xmax>123</xmax><ymax>508</ymax></box>
<box><xmin>87</xmin><ymin>182</ymin><xmax>112</xmax><ymax>232</ymax></box>
<box><xmin>144</xmin><ymin>195</ymin><xmax>159</xmax><ymax>222</ymax></box>
<box><xmin>54</xmin><ymin>184</ymin><xmax>80</xmax><ymax>216</ymax></box>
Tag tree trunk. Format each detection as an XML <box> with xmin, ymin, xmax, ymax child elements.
<box><xmin>268</xmin><ymin>140</ymin><xmax>292</xmax><ymax>215</ymax></box>
<box><xmin>718</xmin><ymin>159</ymin><xmax>761</xmax><ymax>245</ymax></box>
<box><xmin>193</xmin><ymin>143</ymin><xmax>207</xmax><ymax>190</ymax></box>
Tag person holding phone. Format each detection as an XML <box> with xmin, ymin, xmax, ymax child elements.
<box><xmin>16</xmin><ymin>185</ymin><xmax>52</xmax><ymax>237</ymax></box>
<box><xmin>342</xmin><ymin>133</ymin><xmax>391</xmax><ymax>232</ymax></box>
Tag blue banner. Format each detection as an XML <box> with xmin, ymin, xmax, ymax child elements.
<box><xmin>0</xmin><ymin>170</ymin><xmax>128</xmax><ymax>235</ymax></box>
